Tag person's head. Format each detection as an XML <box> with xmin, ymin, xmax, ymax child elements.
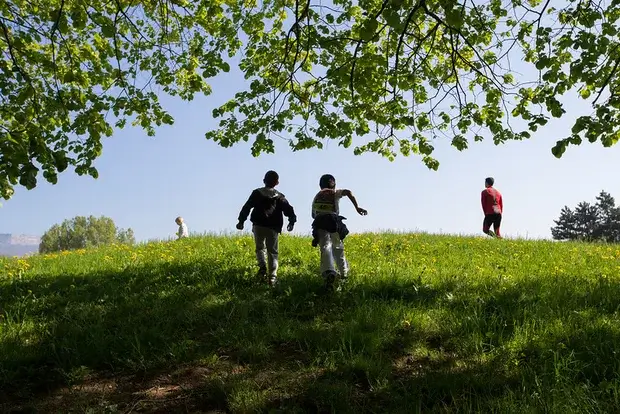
<box><xmin>175</xmin><ymin>216</ymin><xmax>183</xmax><ymax>225</ymax></box>
<box><xmin>319</xmin><ymin>174</ymin><xmax>336</xmax><ymax>189</ymax></box>
<box><xmin>485</xmin><ymin>177</ymin><xmax>494</xmax><ymax>188</ymax></box>
<box><xmin>263</xmin><ymin>170</ymin><xmax>279</xmax><ymax>188</ymax></box>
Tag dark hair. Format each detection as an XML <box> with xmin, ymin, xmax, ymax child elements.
<box><xmin>485</xmin><ymin>177</ymin><xmax>494</xmax><ymax>186</ymax></box>
<box><xmin>263</xmin><ymin>170</ymin><xmax>279</xmax><ymax>187</ymax></box>
<box><xmin>319</xmin><ymin>174</ymin><xmax>336</xmax><ymax>189</ymax></box>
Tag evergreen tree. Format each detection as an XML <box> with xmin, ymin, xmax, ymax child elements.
<box><xmin>551</xmin><ymin>206</ymin><xmax>579</xmax><ymax>241</ymax></box>
<box><xmin>594</xmin><ymin>191</ymin><xmax>620</xmax><ymax>242</ymax></box>
<box><xmin>551</xmin><ymin>191</ymin><xmax>620</xmax><ymax>242</ymax></box>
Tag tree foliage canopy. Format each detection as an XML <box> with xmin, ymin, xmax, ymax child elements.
<box><xmin>2</xmin><ymin>0</ymin><xmax>620</xmax><ymax>198</ymax></box>
<box><xmin>39</xmin><ymin>215</ymin><xmax>135</xmax><ymax>253</ymax></box>
<box><xmin>551</xmin><ymin>190</ymin><xmax>620</xmax><ymax>242</ymax></box>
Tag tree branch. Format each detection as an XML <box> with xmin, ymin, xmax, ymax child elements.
<box><xmin>350</xmin><ymin>0</ymin><xmax>391</xmax><ymax>99</ymax></box>
<box><xmin>593</xmin><ymin>57</ymin><xmax>620</xmax><ymax>105</ymax></box>
<box><xmin>422</xmin><ymin>3</ymin><xmax>504</xmax><ymax>91</ymax></box>
<box><xmin>394</xmin><ymin>0</ymin><xmax>425</xmax><ymax>99</ymax></box>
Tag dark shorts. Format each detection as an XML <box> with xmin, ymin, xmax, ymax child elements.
<box><xmin>483</xmin><ymin>213</ymin><xmax>502</xmax><ymax>231</ymax></box>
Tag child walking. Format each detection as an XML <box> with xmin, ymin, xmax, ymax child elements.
<box><xmin>236</xmin><ymin>170</ymin><xmax>297</xmax><ymax>286</ymax></box>
<box><xmin>175</xmin><ymin>216</ymin><xmax>188</xmax><ymax>239</ymax></box>
<box><xmin>311</xmin><ymin>174</ymin><xmax>367</xmax><ymax>292</ymax></box>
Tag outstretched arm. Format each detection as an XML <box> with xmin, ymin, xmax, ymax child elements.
<box><xmin>237</xmin><ymin>191</ymin><xmax>257</xmax><ymax>229</ymax></box>
<box><xmin>341</xmin><ymin>189</ymin><xmax>367</xmax><ymax>215</ymax></box>
<box><xmin>279</xmin><ymin>197</ymin><xmax>297</xmax><ymax>231</ymax></box>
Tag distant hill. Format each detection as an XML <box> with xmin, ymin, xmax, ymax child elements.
<box><xmin>0</xmin><ymin>233</ymin><xmax>40</xmax><ymax>257</ymax></box>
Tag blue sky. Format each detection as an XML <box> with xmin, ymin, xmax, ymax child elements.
<box><xmin>2</xmin><ymin>59</ymin><xmax>620</xmax><ymax>242</ymax></box>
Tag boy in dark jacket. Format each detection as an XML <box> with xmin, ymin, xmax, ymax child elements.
<box><xmin>311</xmin><ymin>174</ymin><xmax>367</xmax><ymax>292</ymax></box>
<box><xmin>237</xmin><ymin>170</ymin><xmax>296</xmax><ymax>286</ymax></box>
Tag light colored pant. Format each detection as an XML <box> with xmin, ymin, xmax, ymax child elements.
<box><xmin>253</xmin><ymin>225</ymin><xmax>278</xmax><ymax>277</ymax></box>
<box><xmin>317</xmin><ymin>229</ymin><xmax>348</xmax><ymax>277</ymax></box>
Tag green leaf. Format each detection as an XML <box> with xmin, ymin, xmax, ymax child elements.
<box><xmin>551</xmin><ymin>140</ymin><xmax>567</xmax><ymax>158</ymax></box>
<box><xmin>71</xmin><ymin>9</ymin><xmax>87</xmax><ymax>30</ymax></box>
<box><xmin>384</xmin><ymin>10</ymin><xmax>401</xmax><ymax>29</ymax></box>
<box><xmin>451</xmin><ymin>135</ymin><xmax>468</xmax><ymax>151</ymax></box>
<box><xmin>445</xmin><ymin>9</ymin><xmax>463</xmax><ymax>28</ymax></box>
<box><xmin>63</xmin><ymin>72</ymin><xmax>75</xmax><ymax>83</ymax></box>
<box><xmin>360</xmin><ymin>19</ymin><xmax>379</xmax><ymax>41</ymax></box>
<box><xmin>101</xmin><ymin>23</ymin><xmax>115</xmax><ymax>38</ymax></box>
<box><xmin>535</xmin><ymin>56</ymin><xmax>549</xmax><ymax>70</ymax></box>
<box><xmin>580</xmin><ymin>88</ymin><xmax>591</xmax><ymax>99</ymax></box>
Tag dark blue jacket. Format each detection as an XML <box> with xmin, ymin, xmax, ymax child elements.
<box><xmin>311</xmin><ymin>214</ymin><xmax>349</xmax><ymax>247</ymax></box>
<box><xmin>238</xmin><ymin>187</ymin><xmax>296</xmax><ymax>233</ymax></box>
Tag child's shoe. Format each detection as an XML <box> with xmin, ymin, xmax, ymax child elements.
<box><xmin>256</xmin><ymin>266</ymin><xmax>267</xmax><ymax>281</ymax></box>
<box><xmin>268</xmin><ymin>275</ymin><xmax>277</xmax><ymax>287</ymax></box>
<box><xmin>322</xmin><ymin>270</ymin><xmax>337</xmax><ymax>292</ymax></box>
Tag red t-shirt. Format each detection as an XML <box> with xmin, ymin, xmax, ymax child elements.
<box><xmin>481</xmin><ymin>187</ymin><xmax>503</xmax><ymax>215</ymax></box>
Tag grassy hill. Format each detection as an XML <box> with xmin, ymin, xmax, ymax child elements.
<box><xmin>1</xmin><ymin>233</ymin><xmax>620</xmax><ymax>413</ymax></box>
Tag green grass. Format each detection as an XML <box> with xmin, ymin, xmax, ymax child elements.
<box><xmin>2</xmin><ymin>233</ymin><xmax>620</xmax><ymax>413</ymax></box>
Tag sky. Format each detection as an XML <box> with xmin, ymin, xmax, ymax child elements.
<box><xmin>2</xmin><ymin>45</ymin><xmax>620</xmax><ymax>242</ymax></box>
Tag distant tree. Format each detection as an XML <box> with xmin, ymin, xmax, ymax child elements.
<box><xmin>39</xmin><ymin>215</ymin><xmax>135</xmax><ymax>253</ymax></box>
<box><xmin>116</xmin><ymin>228</ymin><xmax>136</xmax><ymax>246</ymax></box>
<box><xmin>593</xmin><ymin>191</ymin><xmax>620</xmax><ymax>242</ymax></box>
<box><xmin>551</xmin><ymin>206</ymin><xmax>579</xmax><ymax>241</ymax></box>
<box><xmin>551</xmin><ymin>191</ymin><xmax>620</xmax><ymax>243</ymax></box>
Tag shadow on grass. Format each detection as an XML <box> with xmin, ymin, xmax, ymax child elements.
<box><xmin>3</xmin><ymin>260</ymin><xmax>620</xmax><ymax>412</ymax></box>
<box><xmin>0</xmin><ymin>257</ymin><xmax>446</xmax><ymax>411</ymax></box>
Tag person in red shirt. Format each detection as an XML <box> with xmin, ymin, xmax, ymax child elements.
<box><xmin>481</xmin><ymin>177</ymin><xmax>503</xmax><ymax>238</ymax></box>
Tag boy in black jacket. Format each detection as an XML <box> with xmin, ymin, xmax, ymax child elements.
<box><xmin>236</xmin><ymin>170</ymin><xmax>296</xmax><ymax>286</ymax></box>
<box><xmin>311</xmin><ymin>174</ymin><xmax>367</xmax><ymax>292</ymax></box>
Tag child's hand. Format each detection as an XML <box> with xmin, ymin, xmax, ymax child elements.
<box><xmin>287</xmin><ymin>223</ymin><xmax>294</xmax><ymax>232</ymax></box>
<box><xmin>356</xmin><ymin>207</ymin><xmax>368</xmax><ymax>216</ymax></box>
<box><xmin>236</xmin><ymin>221</ymin><xmax>244</xmax><ymax>230</ymax></box>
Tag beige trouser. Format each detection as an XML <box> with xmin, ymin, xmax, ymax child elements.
<box><xmin>252</xmin><ymin>225</ymin><xmax>279</xmax><ymax>277</ymax></box>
